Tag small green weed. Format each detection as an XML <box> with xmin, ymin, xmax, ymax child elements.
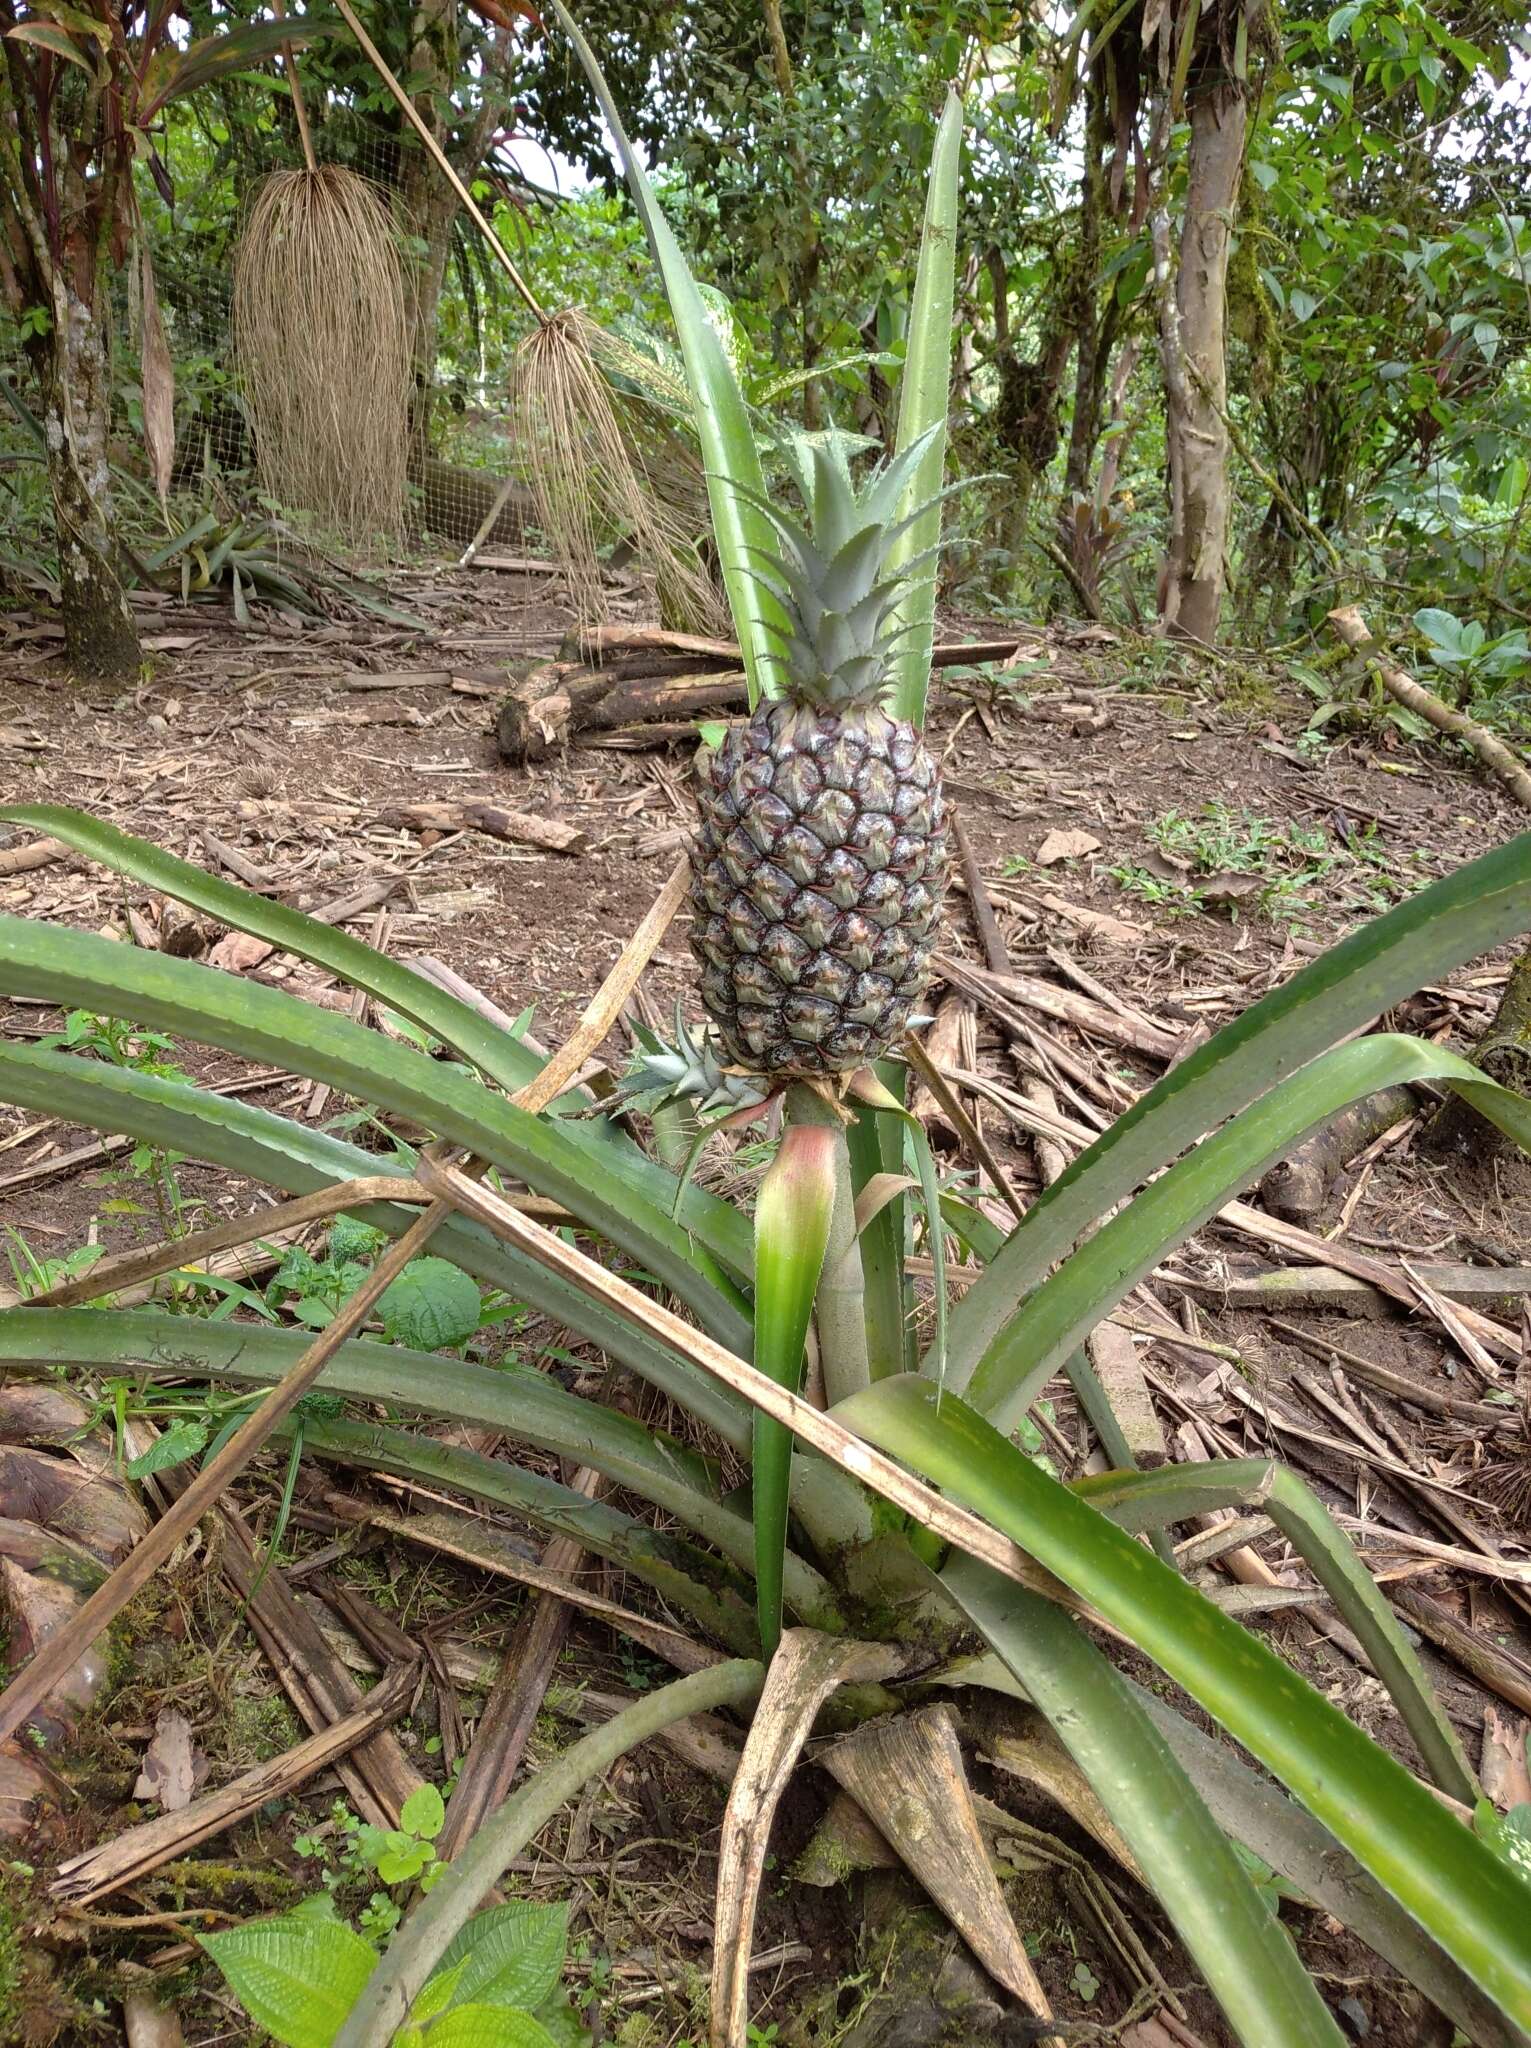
<box><xmin>1109</xmin><ymin>802</ymin><xmax>1401</xmax><ymax>922</ymax></box>
<box><xmin>293</xmin><ymin>1787</ymin><xmax>449</xmax><ymax>1939</ymax></box>
<box><xmin>201</xmin><ymin>1872</ymin><xmax>582</xmax><ymax>2043</ymax></box>
<box><xmin>1</xmin><ymin>1227</ymin><xmax>105</xmax><ymax>1301</ymax></box>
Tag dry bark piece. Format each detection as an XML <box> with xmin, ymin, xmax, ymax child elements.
<box><xmin>0</xmin><ymin>1444</ymin><xmax>148</xmax><ymax>1566</ymax></box>
<box><xmin>0</xmin><ymin>1557</ymin><xmax>108</xmax><ymax>1742</ymax></box>
<box><xmin>0</xmin><ymin>837</ymin><xmax>67</xmax><ymax>877</ymax></box>
<box><xmin>0</xmin><ymin>1740</ymin><xmax>63</xmax><ymax>1839</ymax></box>
<box><xmin>0</xmin><ymin>1384</ymin><xmax>97</xmax><ymax>1449</ymax></box>
<box><xmin>820</xmin><ymin>1704</ymin><xmax>1058</xmax><ymax>2032</ymax></box>
<box><xmin>382</xmin><ymin>800</ymin><xmax>587</xmax><ymax>856</ymax></box>
<box><xmin>1085</xmin><ymin>1323</ymin><xmax>1166</xmax><ymax>1466</ymax></box>
<box><xmin>1186</xmin><ymin>1255</ymin><xmax>1531</xmax><ymax>1326</ymax></box>
<box><xmin>495</xmin><ymin>661</ymin><xmax>748</xmax><ymax>764</ymax></box>
<box><xmin>712</xmin><ymin>1632</ymin><xmax>904</xmax><ymax>2048</ymax></box>
<box><xmin>1391</xmin><ymin>1585</ymin><xmax>1531</xmax><ymax>1718</ymax></box>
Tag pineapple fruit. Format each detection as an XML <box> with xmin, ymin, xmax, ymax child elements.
<box><xmin>688</xmin><ymin>433</ymin><xmax>949</xmax><ymax>1083</ymax></box>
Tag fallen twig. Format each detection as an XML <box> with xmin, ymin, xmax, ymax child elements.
<box><xmin>1391</xmin><ymin>1584</ymin><xmax>1531</xmax><ymax>1718</ymax></box>
<box><xmin>1327</xmin><ymin>605</ymin><xmax>1531</xmax><ymax>811</ymax></box>
<box><xmin>382</xmin><ymin>801</ymin><xmax>588</xmax><ymax>857</ymax></box>
<box><xmin>434</xmin><ymin>1467</ymin><xmax>608</xmax><ymax>1863</ymax></box>
<box><xmin>19</xmin><ymin>1173</ymin><xmax>419</xmax><ymax>1310</ymax></box>
<box><xmin>0</xmin><ymin>836</ymin><xmax>67</xmax><ymax>877</ymax></box>
<box><xmin>937</xmin><ymin>952</ymin><xmax>1181</xmax><ymax>1064</ymax></box>
<box><xmin>51</xmin><ymin>1661</ymin><xmax>416</xmax><ymax>1904</ymax></box>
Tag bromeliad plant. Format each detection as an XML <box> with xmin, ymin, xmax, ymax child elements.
<box><xmin>1</xmin><ymin>34</ymin><xmax>1531</xmax><ymax>2048</ymax></box>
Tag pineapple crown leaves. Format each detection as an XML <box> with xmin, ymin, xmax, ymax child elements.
<box><xmin>614</xmin><ymin>1007</ymin><xmax>770</xmax><ymax>1122</ymax></box>
<box><xmin>721</xmin><ymin>423</ymin><xmax>971</xmax><ymax>708</ymax></box>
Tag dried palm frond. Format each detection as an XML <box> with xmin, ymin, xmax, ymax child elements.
<box><xmin>232</xmin><ymin>164</ymin><xmax>412</xmax><ymax>548</ymax></box>
<box><xmin>512</xmin><ymin>307</ymin><xmax>726</xmax><ymax>635</ymax></box>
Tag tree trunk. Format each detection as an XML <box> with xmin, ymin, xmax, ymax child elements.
<box><xmin>1062</xmin><ymin>63</ymin><xmax>1111</xmax><ymax>500</ymax></box>
<box><xmin>45</xmin><ymin>246</ymin><xmax>139</xmax><ymax>682</ymax></box>
<box><xmin>1158</xmin><ymin>79</ymin><xmax>1246</xmax><ymax>646</ymax></box>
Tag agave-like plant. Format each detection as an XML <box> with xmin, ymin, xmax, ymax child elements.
<box><xmin>1</xmin><ymin>27</ymin><xmax>1531</xmax><ymax>2048</ymax></box>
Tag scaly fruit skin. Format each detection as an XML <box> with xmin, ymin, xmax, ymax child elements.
<box><xmin>690</xmin><ymin>697</ymin><xmax>947</xmax><ymax>1079</ymax></box>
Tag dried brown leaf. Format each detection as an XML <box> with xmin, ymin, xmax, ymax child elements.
<box><xmin>1036</xmin><ymin>827</ymin><xmax>1102</xmax><ymax>866</ymax></box>
<box><xmin>208</xmin><ymin>931</ymin><xmax>276</xmax><ymax>972</ymax></box>
<box><xmin>133</xmin><ymin>1708</ymin><xmax>202</xmax><ymax>1812</ymax></box>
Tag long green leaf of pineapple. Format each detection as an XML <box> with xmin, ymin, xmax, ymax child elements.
<box><xmin>0</xmin><ymin>917</ymin><xmax>753</xmax><ymax>1333</ymax></box>
<box><xmin>0</xmin><ymin>805</ymin><xmax>601</xmax><ymax>1113</ymax></box>
<box><xmin>945</xmin><ymin>1557</ymin><xmax>1346</xmax><ymax>2048</ymax></box>
<box><xmin>0</xmin><ymin>1299</ymin><xmax>732</xmax><ymax>1543</ymax></box>
<box><xmin>548</xmin><ymin>0</ymin><xmax>783</xmax><ymax>705</ymax></box>
<box><xmin>0</xmin><ymin>1038</ymin><xmax>752</xmax><ymax>1448</ymax></box>
<box><xmin>848</xmin><ymin>1070</ymin><xmax>916</xmax><ymax>1378</ymax></box>
<box><xmin>958</xmin><ymin>1033</ymin><xmax>1531</xmax><ymax>1425</ymax></box>
<box><xmin>0</xmin><ymin>1308</ymin><xmax>842</xmax><ymax>1633</ymax></box>
<box><xmin>751</xmin><ymin>1124</ymin><xmax>836</xmax><ymax>1655</ymax></box>
<box><xmin>942</xmin><ymin>832</ymin><xmax>1531</xmax><ymax>1387</ymax></box>
<box><xmin>1076</xmin><ymin>1458</ymin><xmax>1474</xmax><ymax>1800</ymax></box>
<box><xmin>887</xmin><ymin>88</ymin><xmax>962</xmax><ymax>729</ymax></box>
<box><xmin>838</xmin><ymin>1375</ymin><xmax>1531</xmax><ymax>2032</ymax></box>
<box><xmin>281</xmin><ymin>1414</ymin><xmax>764</xmax><ymax>1650</ymax></box>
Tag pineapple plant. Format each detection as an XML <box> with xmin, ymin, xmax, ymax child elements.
<box><xmin>690</xmin><ymin>433</ymin><xmax>950</xmax><ymax>1082</ymax></box>
<box><xmin>3</xmin><ymin>21</ymin><xmax>1531</xmax><ymax>2043</ymax></box>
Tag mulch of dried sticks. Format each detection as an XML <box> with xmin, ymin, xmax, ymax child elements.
<box><xmin>0</xmin><ymin>557</ymin><xmax>1528</xmax><ymax>2045</ymax></box>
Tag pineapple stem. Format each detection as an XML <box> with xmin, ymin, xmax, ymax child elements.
<box><xmin>785</xmin><ymin>1083</ymin><xmax>870</xmax><ymax>1406</ymax></box>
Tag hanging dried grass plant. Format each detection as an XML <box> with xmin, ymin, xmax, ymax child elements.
<box><xmin>513</xmin><ymin>308</ymin><xmax>728</xmax><ymax>636</ymax></box>
<box><xmin>232</xmin><ymin>164</ymin><xmax>412</xmax><ymax>547</ymax></box>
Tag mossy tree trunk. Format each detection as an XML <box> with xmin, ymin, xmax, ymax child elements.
<box><xmin>0</xmin><ymin>34</ymin><xmax>140</xmax><ymax>682</ymax></box>
<box><xmin>1157</xmin><ymin>72</ymin><xmax>1248</xmax><ymax>647</ymax></box>
<box><xmin>44</xmin><ymin>233</ymin><xmax>140</xmax><ymax>682</ymax></box>
<box><xmin>1062</xmin><ymin>59</ymin><xmax>1118</xmax><ymax>502</ymax></box>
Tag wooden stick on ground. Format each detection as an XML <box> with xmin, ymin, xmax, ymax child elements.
<box><xmin>435</xmin><ymin>1466</ymin><xmax>605</xmax><ymax>1863</ymax></box>
<box><xmin>213</xmin><ymin>1495</ymin><xmax>426</xmax><ymax>1824</ymax></box>
<box><xmin>0</xmin><ymin>836</ymin><xmax>66</xmax><ymax>877</ymax></box>
<box><xmin>1327</xmin><ymin>605</ymin><xmax>1531</xmax><ymax>811</ymax></box>
<box><xmin>21</xmin><ymin>1173</ymin><xmax>420</xmax><ymax>1310</ymax></box>
<box><xmin>52</xmin><ymin>1661</ymin><xmax>417</xmax><ymax>1905</ymax></box>
<box><xmin>382</xmin><ymin>801</ymin><xmax>588</xmax><ymax>857</ymax></box>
